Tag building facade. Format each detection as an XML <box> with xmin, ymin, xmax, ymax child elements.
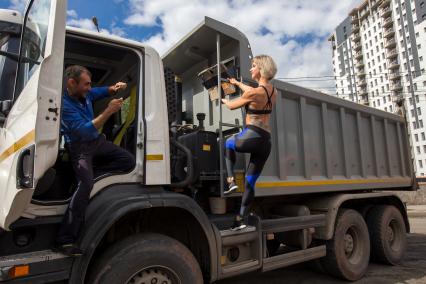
<box><xmin>330</xmin><ymin>0</ymin><xmax>426</xmax><ymax>176</ymax></box>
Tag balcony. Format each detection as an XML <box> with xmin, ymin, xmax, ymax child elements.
<box><xmin>354</xmin><ymin>43</ymin><xmax>362</xmax><ymax>51</ymax></box>
<box><xmin>379</xmin><ymin>0</ymin><xmax>391</xmax><ymax>8</ymax></box>
<box><xmin>351</xmin><ymin>14</ymin><xmax>359</xmax><ymax>24</ymax></box>
<box><xmin>360</xmin><ymin>99</ymin><xmax>370</xmax><ymax>106</ymax></box>
<box><xmin>382</xmin><ymin>17</ymin><xmax>393</xmax><ymax>28</ymax></box>
<box><xmin>355</xmin><ymin>51</ymin><xmax>363</xmax><ymax>60</ymax></box>
<box><xmin>392</xmin><ymin>94</ymin><xmax>404</xmax><ymax>103</ymax></box>
<box><xmin>381</xmin><ymin>7</ymin><xmax>392</xmax><ymax>18</ymax></box>
<box><xmin>360</xmin><ymin>9</ymin><xmax>370</xmax><ymax>20</ymax></box>
<box><xmin>385</xmin><ymin>38</ymin><xmax>396</xmax><ymax>49</ymax></box>
<box><xmin>371</xmin><ymin>0</ymin><xmax>380</xmax><ymax>9</ymax></box>
<box><xmin>359</xmin><ymin>88</ymin><xmax>368</xmax><ymax>96</ymax></box>
<box><xmin>386</xmin><ymin>49</ymin><xmax>398</xmax><ymax>59</ymax></box>
<box><xmin>359</xmin><ymin>80</ymin><xmax>367</xmax><ymax>87</ymax></box>
<box><xmin>352</xmin><ymin>33</ymin><xmax>361</xmax><ymax>42</ymax></box>
<box><xmin>388</xmin><ymin>60</ymin><xmax>400</xmax><ymax>69</ymax></box>
<box><xmin>356</xmin><ymin>61</ymin><xmax>365</xmax><ymax>68</ymax></box>
<box><xmin>389</xmin><ymin>72</ymin><xmax>401</xmax><ymax>80</ymax></box>
<box><xmin>384</xmin><ymin>28</ymin><xmax>395</xmax><ymax>38</ymax></box>
<box><xmin>357</xmin><ymin>71</ymin><xmax>366</xmax><ymax>78</ymax></box>
<box><xmin>352</xmin><ymin>24</ymin><xmax>360</xmax><ymax>33</ymax></box>
<box><xmin>390</xmin><ymin>82</ymin><xmax>403</xmax><ymax>91</ymax></box>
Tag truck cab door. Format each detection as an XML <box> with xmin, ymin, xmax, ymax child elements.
<box><xmin>0</xmin><ymin>0</ymin><xmax>66</xmax><ymax>229</ymax></box>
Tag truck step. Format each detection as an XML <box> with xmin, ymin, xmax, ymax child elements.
<box><xmin>220</xmin><ymin>225</ymin><xmax>256</xmax><ymax>237</ymax></box>
<box><xmin>262</xmin><ymin>245</ymin><xmax>326</xmax><ymax>272</ymax></box>
<box><xmin>261</xmin><ymin>214</ymin><xmax>325</xmax><ymax>233</ymax></box>
<box><xmin>0</xmin><ymin>250</ymin><xmax>69</xmax><ymax>267</ymax></box>
<box><xmin>222</xmin><ymin>259</ymin><xmax>260</xmax><ymax>274</ymax></box>
<box><xmin>221</xmin><ymin>228</ymin><xmax>258</xmax><ymax>246</ymax></box>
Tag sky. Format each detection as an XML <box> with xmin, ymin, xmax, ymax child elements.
<box><xmin>1</xmin><ymin>0</ymin><xmax>360</xmax><ymax>94</ymax></box>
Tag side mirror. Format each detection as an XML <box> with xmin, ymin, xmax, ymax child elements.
<box><xmin>0</xmin><ymin>100</ymin><xmax>12</xmax><ymax>126</ymax></box>
<box><xmin>1</xmin><ymin>100</ymin><xmax>12</xmax><ymax>115</ymax></box>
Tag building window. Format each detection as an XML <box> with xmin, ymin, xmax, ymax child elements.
<box><xmin>418</xmin><ymin>107</ymin><xmax>422</xmax><ymax>116</ymax></box>
<box><xmin>420</xmin><ymin>120</ymin><xmax>424</xmax><ymax>128</ymax></box>
<box><xmin>420</xmin><ymin>160</ymin><xmax>423</xmax><ymax>168</ymax></box>
<box><xmin>422</xmin><ymin>132</ymin><xmax>425</xmax><ymax>140</ymax></box>
<box><xmin>424</xmin><ymin>145</ymin><xmax>426</xmax><ymax>153</ymax></box>
<box><xmin>415</xmin><ymin>134</ymin><xmax>419</xmax><ymax>141</ymax></box>
<box><xmin>418</xmin><ymin>146</ymin><xmax>421</xmax><ymax>154</ymax></box>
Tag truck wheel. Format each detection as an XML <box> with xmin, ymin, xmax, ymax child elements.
<box><xmin>366</xmin><ymin>205</ymin><xmax>407</xmax><ymax>265</ymax></box>
<box><xmin>321</xmin><ymin>209</ymin><xmax>370</xmax><ymax>281</ymax></box>
<box><xmin>88</xmin><ymin>233</ymin><xmax>203</xmax><ymax>284</ymax></box>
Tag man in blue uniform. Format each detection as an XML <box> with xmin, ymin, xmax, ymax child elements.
<box><xmin>55</xmin><ymin>65</ymin><xmax>135</xmax><ymax>256</ymax></box>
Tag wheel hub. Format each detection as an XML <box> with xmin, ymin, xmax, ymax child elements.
<box><xmin>127</xmin><ymin>267</ymin><xmax>174</xmax><ymax>284</ymax></box>
<box><xmin>344</xmin><ymin>233</ymin><xmax>354</xmax><ymax>255</ymax></box>
<box><xmin>387</xmin><ymin>226</ymin><xmax>395</xmax><ymax>243</ymax></box>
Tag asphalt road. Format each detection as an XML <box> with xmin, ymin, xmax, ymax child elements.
<box><xmin>216</xmin><ymin>216</ymin><xmax>426</xmax><ymax>284</ymax></box>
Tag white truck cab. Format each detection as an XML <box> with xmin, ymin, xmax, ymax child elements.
<box><xmin>0</xmin><ymin>0</ymin><xmax>170</xmax><ymax>230</ymax></box>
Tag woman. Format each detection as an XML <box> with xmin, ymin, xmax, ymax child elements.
<box><xmin>221</xmin><ymin>55</ymin><xmax>277</xmax><ymax>230</ymax></box>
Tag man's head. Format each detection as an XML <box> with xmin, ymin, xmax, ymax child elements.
<box><xmin>64</xmin><ymin>65</ymin><xmax>92</xmax><ymax>99</ymax></box>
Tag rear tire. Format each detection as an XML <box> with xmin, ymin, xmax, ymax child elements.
<box><xmin>366</xmin><ymin>205</ymin><xmax>407</xmax><ymax>265</ymax></box>
<box><xmin>88</xmin><ymin>233</ymin><xmax>203</xmax><ymax>284</ymax></box>
<box><xmin>321</xmin><ymin>209</ymin><xmax>370</xmax><ymax>281</ymax></box>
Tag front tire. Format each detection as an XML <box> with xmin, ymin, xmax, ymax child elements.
<box><xmin>88</xmin><ymin>233</ymin><xmax>203</xmax><ymax>284</ymax></box>
<box><xmin>321</xmin><ymin>209</ymin><xmax>370</xmax><ymax>281</ymax></box>
<box><xmin>366</xmin><ymin>205</ymin><xmax>407</xmax><ymax>265</ymax></box>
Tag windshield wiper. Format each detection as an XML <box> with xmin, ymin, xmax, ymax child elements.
<box><xmin>0</xmin><ymin>50</ymin><xmax>40</xmax><ymax>65</ymax></box>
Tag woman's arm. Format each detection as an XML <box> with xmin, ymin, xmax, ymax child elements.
<box><xmin>221</xmin><ymin>88</ymin><xmax>257</xmax><ymax>110</ymax></box>
<box><xmin>229</xmin><ymin>78</ymin><xmax>253</xmax><ymax>92</ymax></box>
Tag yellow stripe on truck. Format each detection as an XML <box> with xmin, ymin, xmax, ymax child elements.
<box><xmin>0</xmin><ymin>130</ymin><xmax>35</xmax><ymax>163</ymax></box>
<box><xmin>146</xmin><ymin>154</ymin><xmax>164</xmax><ymax>161</ymax></box>
<box><xmin>256</xmin><ymin>177</ymin><xmax>411</xmax><ymax>188</ymax></box>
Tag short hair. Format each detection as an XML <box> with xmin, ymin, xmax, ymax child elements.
<box><xmin>64</xmin><ymin>65</ymin><xmax>92</xmax><ymax>83</ymax></box>
<box><xmin>252</xmin><ymin>55</ymin><xmax>277</xmax><ymax>80</ymax></box>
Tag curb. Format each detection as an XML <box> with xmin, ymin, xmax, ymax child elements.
<box><xmin>407</xmin><ymin>211</ymin><xmax>426</xmax><ymax>218</ymax></box>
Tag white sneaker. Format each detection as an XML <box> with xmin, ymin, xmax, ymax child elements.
<box><xmin>224</xmin><ymin>182</ymin><xmax>238</xmax><ymax>195</ymax></box>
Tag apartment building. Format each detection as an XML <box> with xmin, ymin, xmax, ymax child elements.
<box><xmin>329</xmin><ymin>0</ymin><xmax>426</xmax><ymax>176</ymax></box>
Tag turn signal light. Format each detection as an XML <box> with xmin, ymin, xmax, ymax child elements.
<box><xmin>8</xmin><ymin>265</ymin><xmax>29</xmax><ymax>278</ymax></box>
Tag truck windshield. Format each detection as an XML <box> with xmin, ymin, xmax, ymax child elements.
<box><xmin>0</xmin><ymin>19</ymin><xmax>22</xmax><ymax>102</ymax></box>
<box><xmin>0</xmin><ymin>10</ymin><xmax>41</xmax><ymax>105</ymax></box>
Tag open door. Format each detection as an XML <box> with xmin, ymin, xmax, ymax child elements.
<box><xmin>0</xmin><ymin>0</ymin><xmax>66</xmax><ymax>229</ymax></box>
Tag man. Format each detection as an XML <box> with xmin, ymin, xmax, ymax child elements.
<box><xmin>55</xmin><ymin>65</ymin><xmax>135</xmax><ymax>256</ymax></box>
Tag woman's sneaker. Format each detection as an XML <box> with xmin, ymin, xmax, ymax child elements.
<box><xmin>231</xmin><ymin>216</ymin><xmax>247</xmax><ymax>230</ymax></box>
<box><xmin>224</xmin><ymin>181</ymin><xmax>238</xmax><ymax>195</ymax></box>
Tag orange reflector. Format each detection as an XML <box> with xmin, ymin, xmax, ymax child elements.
<box><xmin>9</xmin><ymin>265</ymin><xmax>29</xmax><ymax>278</ymax></box>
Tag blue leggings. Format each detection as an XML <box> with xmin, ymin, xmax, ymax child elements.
<box><xmin>225</xmin><ymin>125</ymin><xmax>271</xmax><ymax>217</ymax></box>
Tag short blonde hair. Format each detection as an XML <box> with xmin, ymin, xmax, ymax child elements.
<box><xmin>253</xmin><ymin>55</ymin><xmax>277</xmax><ymax>80</ymax></box>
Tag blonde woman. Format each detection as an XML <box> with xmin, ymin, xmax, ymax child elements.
<box><xmin>222</xmin><ymin>55</ymin><xmax>277</xmax><ymax>230</ymax></box>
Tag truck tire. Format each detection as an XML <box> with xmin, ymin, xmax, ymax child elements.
<box><xmin>88</xmin><ymin>233</ymin><xmax>203</xmax><ymax>284</ymax></box>
<box><xmin>321</xmin><ymin>209</ymin><xmax>370</xmax><ymax>281</ymax></box>
<box><xmin>366</xmin><ymin>205</ymin><xmax>407</xmax><ymax>265</ymax></box>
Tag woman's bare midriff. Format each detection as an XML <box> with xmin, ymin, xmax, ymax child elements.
<box><xmin>246</xmin><ymin>114</ymin><xmax>271</xmax><ymax>132</ymax></box>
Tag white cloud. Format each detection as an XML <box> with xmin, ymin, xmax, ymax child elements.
<box><xmin>8</xmin><ymin>0</ymin><xmax>26</xmax><ymax>12</ymax></box>
<box><xmin>124</xmin><ymin>0</ymin><xmax>359</xmax><ymax>93</ymax></box>
<box><xmin>67</xmin><ymin>9</ymin><xmax>78</xmax><ymax>18</ymax></box>
<box><xmin>67</xmin><ymin>18</ymin><xmax>126</xmax><ymax>37</ymax></box>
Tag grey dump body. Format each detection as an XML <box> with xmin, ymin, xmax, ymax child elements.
<box><xmin>163</xmin><ymin>17</ymin><xmax>415</xmax><ymax>197</ymax></box>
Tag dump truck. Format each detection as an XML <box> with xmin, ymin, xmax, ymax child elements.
<box><xmin>0</xmin><ymin>0</ymin><xmax>417</xmax><ymax>283</ymax></box>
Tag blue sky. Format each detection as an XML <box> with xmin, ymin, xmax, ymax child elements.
<box><xmin>1</xmin><ymin>0</ymin><xmax>360</xmax><ymax>93</ymax></box>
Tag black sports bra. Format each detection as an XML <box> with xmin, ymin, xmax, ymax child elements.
<box><xmin>245</xmin><ymin>85</ymin><xmax>274</xmax><ymax>115</ymax></box>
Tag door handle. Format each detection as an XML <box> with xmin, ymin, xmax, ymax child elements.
<box><xmin>48</xmin><ymin>107</ymin><xmax>58</xmax><ymax>116</ymax></box>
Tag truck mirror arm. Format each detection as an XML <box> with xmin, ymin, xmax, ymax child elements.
<box><xmin>0</xmin><ymin>50</ymin><xmax>40</xmax><ymax>65</ymax></box>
